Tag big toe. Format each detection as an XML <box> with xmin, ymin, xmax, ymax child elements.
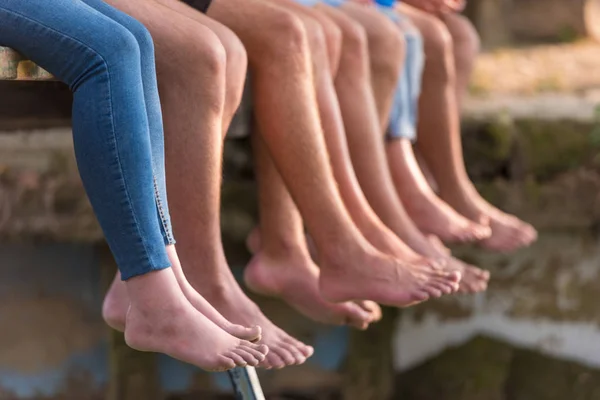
<box><xmin>287</xmin><ymin>338</ymin><xmax>314</xmax><ymax>359</ymax></box>
<box><xmin>339</xmin><ymin>302</ymin><xmax>372</xmax><ymax>330</ymax></box>
<box><xmin>230</xmin><ymin>324</ymin><xmax>262</xmax><ymax>342</ymax></box>
<box><xmin>471</xmin><ymin>222</ymin><xmax>492</xmax><ymax>240</ymax></box>
<box><xmin>261</xmin><ymin>352</ymin><xmax>286</xmax><ymax>370</ymax></box>
<box><xmin>518</xmin><ymin>221</ymin><xmax>538</xmax><ymax>244</ymax></box>
<box><xmin>357</xmin><ymin>300</ymin><xmax>382</xmax><ymax>322</ymax></box>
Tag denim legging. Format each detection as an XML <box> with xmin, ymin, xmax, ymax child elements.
<box><xmin>0</xmin><ymin>0</ymin><xmax>174</xmax><ymax>280</ymax></box>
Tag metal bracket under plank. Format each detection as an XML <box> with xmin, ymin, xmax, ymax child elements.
<box><xmin>227</xmin><ymin>367</ymin><xmax>266</xmax><ymax>400</ymax></box>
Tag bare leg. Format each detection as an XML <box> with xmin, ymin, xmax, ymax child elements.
<box><xmin>386</xmin><ymin>140</ymin><xmax>489</xmax><ymax>292</ymax></box>
<box><xmin>273</xmin><ymin>0</ymin><xmax>428</xmax><ymax>264</ymax></box>
<box><xmin>208</xmin><ymin>0</ymin><xmax>460</xmax><ymax>307</ymax></box>
<box><xmin>318</xmin><ymin>6</ymin><xmax>487</xmax><ymax>292</ymax></box>
<box><xmin>338</xmin><ymin>2</ymin><xmax>404</xmax><ymax>130</ymax></box>
<box><xmin>439</xmin><ymin>12</ymin><xmax>480</xmax><ymax>107</ymax></box>
<box><xmin>402</xmin><ymin>4</ymin><xmax>537</xmax><ymax>252</ymax></box>
<box><xmin>246</xmin><ymin>130</ymin><xmax>375</xmax><ymax>329</ymax></box>
<box><xmin>241</xmin><ymin>1</ymin><xmax>380</xmax><ymax>326</ymax></box>
<box><xmin>116</xmin><ymin>0</ymin><xmax>312</xmax><ymax>368</ymax></box>
<box><xmin>97</xmin><ymin>0</ymin><xmax>273</xmax><ymax>345</ymax></box>
<box><xmin>76</xmin><ymin>4</ymin><xmax>272</xmax><ymax>366</ymax></box>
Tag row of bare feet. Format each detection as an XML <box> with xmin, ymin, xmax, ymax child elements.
<box><xmin>101</xmin><ymin>182</ymin><xmax>536</xmax><ymax>372</ymax></box>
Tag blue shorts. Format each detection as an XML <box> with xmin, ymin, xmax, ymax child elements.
<box><xmin>379</xmin><ymin>7</ymin><xmax>424</xmax><ymax>142</ymax></box>
<box><xmin>294</xmin><ymin>0</ymin><xmax>346</xmax><ymax>8</ymax></box>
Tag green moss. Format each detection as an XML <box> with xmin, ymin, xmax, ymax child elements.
<box><xmin>395</xmin><ymin>336</ymin><xmax>600</xmax><ymax>400</ymax></box>
<box><xmin>343</xmin><ymin>307</ymin><xmax>398</xmax><ymax>400</ymax></box>
<box><xmin>462</xmin><ymin>115</ymin><xmax>515</xmax><ymax>179</ymax></box>
<box><xmin>395</xmin><ymin>336</ymin><xmax>513</xmax><ymax>400</ymax></box>
<box><xmin>506</xmin><ymin>349</ymin><xmax>600</xmax><ymax>399</ymax></box>
<box><xmin>515</xmin><ymin>120</ymin><xmax>596</xmax><ymax>180</ymax></box>
<box><xmin>463</xmin><ymin>118</ymin><xmax>599</xmax><ymax>181</ymax></box>
<box><xmin>533</xmin><ymin>76</ymin><xmax>566</xmax><ymax>93</ymax></box>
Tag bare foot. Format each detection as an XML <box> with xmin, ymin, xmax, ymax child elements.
<box><xmin>450</xmin><ymin>258</ymin><xmax>489</xmax><ymax>293</ymax></box>
<box><xmin>123</xmin><ymin>268</ymin><xmax>269</xmax><ymax>372</ymax></box>
<box><xmin>395</xmin><ymin>230</ymin><xmax>489</xmax><ymax>294</ymax></box>
<box><xmin>319</xmin><ymin>244</ymin><xmax>462</xmax><ymax>308</ymax></box>
<box><xmin>355</xmin><ymin>300</ymin><xmax>382</xmax><ymax>322</ymax></box>
<box><xmin>102</xmin><ymin>272</ymin><xmax>129</xmax><ymax>332</ymax></box>
<box><xmin>388</xmin><ymin>140</ymin><xmax>491</xmax><ymax>244</ymax></box>
<box><xmin>244</xmin><ymin>251</ymin><xmax>374</xmax><ymax>330</ymax></box>
<box><xmin>246</xmin><ymin>227</ymin><xmax>261</xmax><ymax>255</ymax></box>
<box><xmin>247</xmin><ymin>228</ymin><xmax>384</xmax><ymax>323</ymax></box>
<box><xmin>402</xmin><ymin>189</ymin><xmax>492</xmax><ymax>243</ymax></box>
<box><xmin>167</xmin><ymin>247</ymin><xmax>262</xmax><ymax>342</ymax></box>
<box><xmin>188</xmin><ymin>268</ymin><xmax>315</xmax><ymax>370</ymax></box>
<box><xmin>442</xmin><ymin>183</ymin><xmax>538</xmax><ymax>252</ymax></box>
<box><xmin>101</xmin><ymin>247</ymin><xmax>261</xmax><ymax>343</ymax></box>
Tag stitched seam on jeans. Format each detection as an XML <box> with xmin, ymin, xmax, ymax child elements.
<box><xmin>0</xmin><ymin>7</ymin><xmax>156</xmax><ymax>267</ymax></box>
<box><xmin>153</xmin><ymin>174</ymin><xmax>174</xmax><ymax>243</ymax></box>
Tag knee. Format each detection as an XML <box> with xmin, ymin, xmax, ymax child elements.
<box><xmin>339</xmin><ymin>19</ymin><xmax>368</xmax><ymax>64</ymax></box>
<box><xmin>367</xmin><ymin>17</ymin><xmax>405</xmax><ymax>80</ymax></box>
<box><xmin>226</xmin><ymin>34</ymin><xmax>248</xmax><ymax>80</ymax></box>
<box><xmin>302</xmin><ymin>17</ymin><xmax>330</xmax><ymax>67</ymax></box>
<box><xmin>101</xmin><ymin>25</ymin><xmax>142</xmax><ymax>69</ymax></box>
<box><xmin>186</xmin><ymin>29</ymin><xmax>228</xmax><ymax>79</ymax></box>
<box><xmin>319</xmin><ymin>17</ymin><xmax>343</xmax><ymax>68</ymax></box>
<box><xmin>223</xmin><ymin>34</ymin><xmax>248</xmax><ymax>109</ymax></box>
<box><xmin>119</xmin><ymin>16</ymin><xmax>156</xmax><ymax>59</ymax></box>
<box><xmin>257</xmin><ymin>10</ymin><xmax>309</xmax><ymax>64</ymax></box>
<box><xmin>157</xmin><ymin>26</ymin><xmax>227</xmax><ymax>113</ymax></box>
<box><xmin>420</xmin><ymin>16</ymin><xmax>453</xmax><ymax>65</ymax></box>
<box><xmin>451</xmin><ymin>15</ymin><xmax>480</xmax><ymax>63</ymax></box>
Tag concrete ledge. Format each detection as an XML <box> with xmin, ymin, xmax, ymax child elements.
<box><xmin>0</xmin><ymin>47</ymin><xmax>54</xmax><ymax>81</ymax></box>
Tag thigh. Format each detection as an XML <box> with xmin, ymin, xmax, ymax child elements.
<box><xmin>397</xmin><ymin>3</ymin><xmax>448</xmax><ymax>41</ymax></box>
<box><xmin>104</xmin><ymin>0</ymin><xmax>223</xmax><ymax>71</ymax></box>
<box><xmin>338</xmin><ymin>1</ymin><xmax>398</xmax><ymax>39</ymax></box>
<box><xmin>0</xmin><ymin>0</ymin><xmax>134</xmax><ymax>85</ymax></box>
<box><xmin>206</xmin><ymin>0</ymin><xmax>294</xmax><ymax>52</ymax></box>
<box><xmin>317</xmin><ymin>3</ymin><xmax>361</xmax><ymax>34</ymax></box>
<box><xmin>439</xmin><ymin>12</ymin><xmax>479</xmax><ymax>51</ymax></box>
<box><xmin>155</xmin><ymin>0</ymin><xmax>243</xmax><ymax>55</ymax></box>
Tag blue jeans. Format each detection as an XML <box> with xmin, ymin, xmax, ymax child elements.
<box><xmin>0</xmin><ymin>0</ymin><xmax>174</xmax><ymax>280</ymax></box>
<box><xmin>379</xmin><ymin>6</ymin><xmax>424</xmax><ymax>141</ymax></box>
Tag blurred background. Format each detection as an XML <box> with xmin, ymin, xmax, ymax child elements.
<box><xmin>1</xmin><ymin>0</ymin><xmax>600</xmax><ymax>398</ymax></box>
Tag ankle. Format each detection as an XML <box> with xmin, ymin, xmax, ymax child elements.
<box><xmin>261</xmin><ymin>234</ymin><xmax>309</xmax><ymax>261</ymax></box>
<box><xmin>319</xmin><ymin>235</ymin><xmax>376</xmax><ymax>273</ymax></box>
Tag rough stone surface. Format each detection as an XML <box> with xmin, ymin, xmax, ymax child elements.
<box><xmin>466</xmin><ymin>0</ymin><xmax>597</xmax><ymax>47</ymax></box>
<box><xmin>407</xmin><ymin>231</ymin><xmax>600</xmax><ymax>325</ymax></box>
<box><xmin>342</xmin><ymin>307</ymin><xmax>398</xmax><ymax>400</ymax></box>
<box><xmin>0</xmin><ymin>47</ymin><xmax>53</xmax><ymax>81</ymax></box>
<box><xmin>395</xmin><ymin>336</ymin><xmax>600</xmax><ymax>400</ymax></box>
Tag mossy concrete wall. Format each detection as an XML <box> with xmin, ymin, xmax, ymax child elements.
<box><xmin>1</xmin><ymin>94</ymin><xmax>600</xmax><ymax>398</ymax></box>
<box><xmin>466</xmin><ymin>0</ymin><xmax>600</xmax><ymax>47</ymax></box>
<box><xmin>394</xmin><ymin>113</ymin><xmax>600</xmax><ymax>399</ymax></box>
